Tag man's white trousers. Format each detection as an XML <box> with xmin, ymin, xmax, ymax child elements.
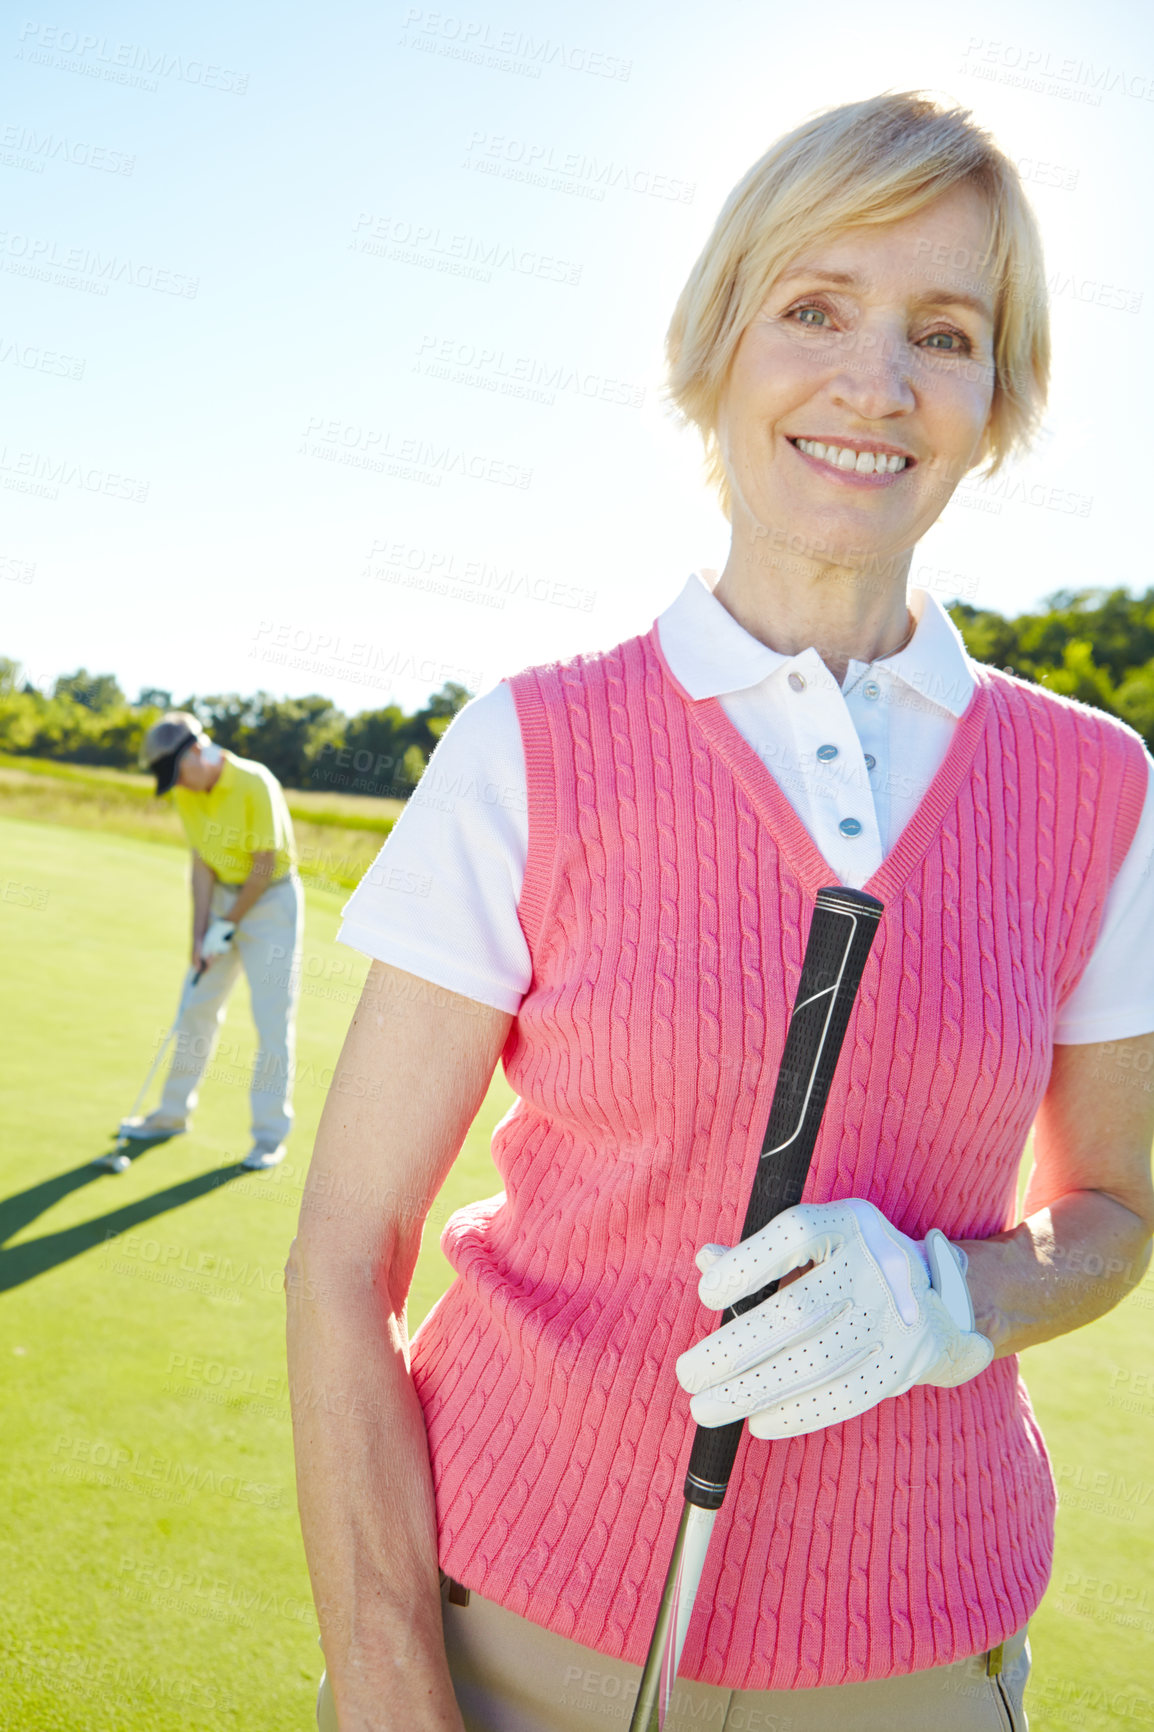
<box><xmin>158</xmin><ymin>874</ymin><xmax>303</xmax><ymax>1148</ymax></box>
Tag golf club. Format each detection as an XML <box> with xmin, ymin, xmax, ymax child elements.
<box><xmin>629</xmin><ymin>885</ymin><xmax>884</xmax><ymax>1730</ymax></box>
<box><xmin>92</xmin><ymin>959</ymin><xmax>206</xmax><ymax>1173</ymax></box>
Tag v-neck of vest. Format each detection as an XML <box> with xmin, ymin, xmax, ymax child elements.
<box><xmin>647</xmin><ymin>624</ymin><xmax>994</xmax><ymax>905</ymax></box>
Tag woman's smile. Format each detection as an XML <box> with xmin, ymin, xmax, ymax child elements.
<box><xmin>785</xmin><ymin>435</ymin><xmax>915</xmax><ymax>485</ymax></box>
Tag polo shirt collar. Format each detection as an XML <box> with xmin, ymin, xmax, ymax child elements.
<box><xmin>211</xmin><ymin>751</ymin><xmax>236</xmax><ymax>795</ymax></box>
<box><xmin>656</xmin><ymin>570</ymin><xmax>975</xmax><ymax>719</ymax></box>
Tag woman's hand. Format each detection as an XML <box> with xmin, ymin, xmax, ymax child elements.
<box><xmin>675</xmin><ymin>1198</ymin><xmax>993</xmax><ymax>1439</ymax></box>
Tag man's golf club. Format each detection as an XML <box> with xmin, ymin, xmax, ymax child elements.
<box><xmin>93</xmin><ymin>960</ymin><xmax>207</xmax><ymax>1173</ymax></box>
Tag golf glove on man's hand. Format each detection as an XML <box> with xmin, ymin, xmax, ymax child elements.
<box><xmin>201</xmin><ymin>917</ymin><xmax>237</xmax><ymax>959</ymax></box>
<box><xmin>676</xmin><ymin>1198</ymin><xmax>995</xmax><ymax>1440</ymax></box>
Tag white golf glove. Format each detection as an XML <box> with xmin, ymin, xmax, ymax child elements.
<box><xmin>676</xmin><ymin>1198</ymin><xmax>994</xmax><ymax>1440</ymax></box>
<box><xmin>201</xmin><ymin>917</ymin><xmax>237</xmax><ymax>959</ymax></box>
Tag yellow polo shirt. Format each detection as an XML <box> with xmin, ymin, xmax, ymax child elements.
<box><xmin>173</xmin><ymin>751</ymin><xmax>296</xmax><ymax>885</ymax></box>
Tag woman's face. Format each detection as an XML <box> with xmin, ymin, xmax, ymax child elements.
<box><xmin>716</xmin><ymin>181</ymin><xmax>998</xmax><ymax>566</ymax></box>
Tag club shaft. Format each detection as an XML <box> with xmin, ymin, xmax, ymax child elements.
<box><xmin>122</xmin><ymin>966</ymin><xmax>199</xmax><ymax>1124</ymax></box>
<box><xmin>629</xmin><ymin>1504</ymin><xmax>715</xmax><ymax>1729</ymax></box>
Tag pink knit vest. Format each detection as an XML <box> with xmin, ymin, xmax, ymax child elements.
<box><xmin>411</xmin><ymin>625</ymin><xmax>1147</xmax><ymax>1690</ymax></box>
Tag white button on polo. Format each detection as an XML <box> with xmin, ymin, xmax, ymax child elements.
<box><xmin>787</xmin><ymin>672</ymin><xmax>806</xmax><ymax>693</ymax></box>
<box><xmin>839</xmin><ymin>817</ymin><xmax>863</xmax><ymax>837</ymax></box>
<box><xmin>864</xmin><ymin>754</ymin><xmax>876</xmax><ymax>770</ymax></box>
<box><xmin>816</xmin><ymin>744</ymin><xmax>839</xmax><ymax>762</ymax></box>
<box><xmin>862</xmin><ymin>681</ymin><xmax>881</xmax><ymax>701</ymax></box>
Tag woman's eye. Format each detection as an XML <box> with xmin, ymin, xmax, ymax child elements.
<box><xmin>791</xmin><ymin>304</ymin><xmax>833</xmax><ymax>328</ymax></box>
<box><xmin>921</xmin><ymin>329</ymin><xmax>971</xmax><ymax>353</ymax></box>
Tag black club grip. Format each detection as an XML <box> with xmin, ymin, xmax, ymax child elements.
<box><xmin>683</xmin><ymin>887</ymin><xmax>884</xmax><ymax>1508</ymax></box>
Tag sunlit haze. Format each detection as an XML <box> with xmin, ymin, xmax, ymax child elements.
<box><xmin>4</xmin><ymin>0</ymin><xmax>1150</xmax><ymax>713</ymax></box>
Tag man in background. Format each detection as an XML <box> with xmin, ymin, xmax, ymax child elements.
<box><xmin>122</xmin><ymin>711</ymin><xmax>303</xmax><ymax>1170</ymax></box>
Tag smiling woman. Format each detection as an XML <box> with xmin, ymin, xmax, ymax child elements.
<box><xmin>710</xmin><ymin>184</ymin><xmax>1001</xmax><ymax>678</ymax></box>
<box><xmin>290</xmin><ymin>91</ymin><xmax>1154</xmax><ymax>1732</ymax></box>
<box><xmin>664</xmin><ymin>96</ymin><xmax>1048</xmax><ymax>684</ymax></box>
<box><xmin>665</xmin><ymin>92</ymin><xmax>1048</xmax><ymax>515</ymax></box>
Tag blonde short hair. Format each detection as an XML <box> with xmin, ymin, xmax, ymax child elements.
<box><xmin>664</xmin><ymin>92</ymin><xmax>1050</xmax><ymax>520</ymax></box>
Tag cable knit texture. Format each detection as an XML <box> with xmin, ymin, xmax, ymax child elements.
<box><xmin>410</xmin><ymin>625</ymin><xmax>1147</xmax><ymax>1690</ymax></box>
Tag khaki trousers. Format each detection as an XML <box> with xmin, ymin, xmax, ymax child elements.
<box><xmin>158</xmin><ymin>873</ymin><xmax>302</xmax><ymax>1146</ymax></box>
<box><xmin>316</xmin><ymin>1577</ymin><xmax>1029</xmax><ymax>1730</ymax></box>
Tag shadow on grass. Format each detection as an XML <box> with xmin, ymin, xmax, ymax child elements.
<box><xmin>0</xmin><ymin>1151</ymin><xmax>248</xmax><ymax>1292</ymax></box>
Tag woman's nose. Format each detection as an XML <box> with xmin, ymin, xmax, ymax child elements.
<box><xmin>826</xmin><ymin>325</ymin><xmax>916</xmax><ymax>421</ymax></box>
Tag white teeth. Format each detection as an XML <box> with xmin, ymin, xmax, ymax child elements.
<box><xmin>794</xmin><ymin>438</ymin><xmax>908</xmax><ymax>474</ymax></box>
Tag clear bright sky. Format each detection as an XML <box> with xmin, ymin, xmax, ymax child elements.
<box><xmin>3</xmin><ymin>0</ymin><xmax>1150</xmax><ymax>715</ymax></box>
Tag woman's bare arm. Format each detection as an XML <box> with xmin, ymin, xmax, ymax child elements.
<box><xmin>286</xmin><ymin>959</ymin><xmax>513</xmax><ymax>1731</ymax></box>
<box><xmin>962</xmin><ymin>1032</ymin><xmax>1154</xmax><ymax>1356</ymax></box>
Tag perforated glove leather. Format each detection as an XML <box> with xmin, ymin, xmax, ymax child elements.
<box><xmin>676</xmin><ymin>1198</ymin><xmax>995</xmax><ymax>1440</ymax></box>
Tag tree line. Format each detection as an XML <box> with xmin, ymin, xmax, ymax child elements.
<box><xmin>948</xmin><ymin>587</ymin><xmax>1154</xmax><ymax>747</ymax></box>
<box><xmin>3</xmin><ymin>585</ymin><xmax>1154</xmax><ymax>795</ymax></box>
<box><xmin>0</xmin><ymin>658</ymin><xmax>471</xmax><ymax>798</ymax></box>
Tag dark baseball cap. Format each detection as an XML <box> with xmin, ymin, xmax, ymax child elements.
<box><xmin>140</xmin><ymin>713</ymin><xmax>203</xmax><ymax>795</ymax></box>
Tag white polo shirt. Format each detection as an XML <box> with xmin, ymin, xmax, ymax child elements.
<box><xmin>339</xmin><ymin>575</ymin><xmax>1154</xmax><ymax>1043</ymax></box>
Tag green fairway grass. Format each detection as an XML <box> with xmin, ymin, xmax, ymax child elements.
<box><xmin>0</xmin><ymin>816</ymin><xmax>511</xmax><ymax>1729</ymax></box>
<box><xmin>0</xmin><ymin>755</ymin><xmax>399</xmax><ymax>890</ymax></box>
<box><xmin>2</xmin><ymin>812</ymin><xmax>1152</xmax><ymax>1729</ymax></box>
